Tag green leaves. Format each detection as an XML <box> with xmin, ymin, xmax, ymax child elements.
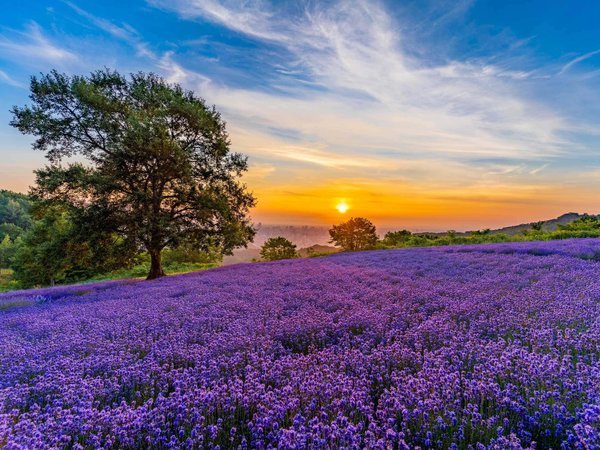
<box><xmin>329</xmin><ymin>217</ymin><xmax>378</xmax><ymax>251</ymax></box>
<box><xmin>260</xmin><ymin>236</ymin><xmax>298</xmax><ymax>261</ymax></box>
<box><xmin>11</xmin><ymin>69</ymin><xmax>255</xmax><ymax>280</ymax></box>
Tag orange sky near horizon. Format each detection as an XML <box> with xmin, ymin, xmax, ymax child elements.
<box><xmin>242</xmin><ymin>167</ymin><xmax>600</xmax><ymax>231</ymax></box>
<box><xmin>2</xmin><ymin>151</ymin><xmax>599</xmax><ymax>232</ymax></box>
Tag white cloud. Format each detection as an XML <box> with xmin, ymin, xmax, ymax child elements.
<box><xmin>4</xmin><ymin>0</ymin><xmax>587</xmax><ymax>199</ymax></box>
<box><xmin>65</xmin><ymin>1</ymin><xmax>156</xmax><ymax>59</ymax></box>
<box><xmin>148</xmin><ymin>0</ymin><xmax>290</xmax><ymax>43</ymax></box>
<box><xmin>0</xmin><ymin>69</ymin><xmax>24</xmax><ymax>88</ymax></box>
<box><xmin>157</xmin><ymin>51</ymin><xmax>211</xmax><ymax>88</ymax></box>
<box><xmin>0</xmin><ymin>22</ymin><xmax>76</xmax><ymax>63</ymax></box>
<box><xmin>559</xmin><ymin>49</ymin><xmax>600</xmax><ymax>75</ymax></box>
<box><xmin>529</xmin><ymin>164</ymin><xmax>548</xmax><ymax>175</ymax></box>
<box><xmin>245</xmin><ymin>163</ymin><xmax>276</xmax><ymax>182</ymax></box>
<box><xmin>147</xmin><ymin>0</ymin><xmax>571</xmax><ymax>173</ymax></box>
<box><xmin>66</xmin><ymin>3</ymin><xmax>214</xmax><ymax>91</ymax></box>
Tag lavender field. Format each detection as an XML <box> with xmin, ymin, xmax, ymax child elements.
<box><xmin>1</xmin><ymin>239</ymin><xmax>599</xmax><ymax>449</ymax></box>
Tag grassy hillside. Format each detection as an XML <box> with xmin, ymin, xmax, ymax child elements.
<box><xmin>490</xmin><ymin>212</ymin><xmax>585</xmax><ymax>235</ymax></box>
<box><xmin>378</xmin><ymin>214</ymin><xmax>600</xmax><ymax>249</ymax></box>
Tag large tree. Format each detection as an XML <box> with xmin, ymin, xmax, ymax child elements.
<box><xmin>11</xmin><ymin>69</ymin><xmax>255</xmax><ymax>279</ymax></box>
<box><xmin>329</xmin><ymin>217</ymin><xmax>378</xmax><ymax>251</ymax></box>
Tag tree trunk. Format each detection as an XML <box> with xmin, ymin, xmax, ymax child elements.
<box><xmin>147</xmin><ymin>248</ymin><xmax>166</xmax><ymax>280</ymax></box>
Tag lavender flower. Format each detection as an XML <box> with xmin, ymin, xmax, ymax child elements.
<box><xmin>0</xmin><ymin>238</ymin><xmax>598</xmax><ymax>448</ymax></box>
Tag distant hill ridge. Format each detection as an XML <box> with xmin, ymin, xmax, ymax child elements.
<box><xmin>253</xmin><ymin>213</ymin><xmax>594</xmax><ymax>244</ymax></box>
<box><xmin>489</xmin><ymin>212</ymin><xmax>586</xmax><ymax>236</ymax></box>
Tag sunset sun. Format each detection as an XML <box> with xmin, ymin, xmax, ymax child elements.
<box><xmin>336</xmin><ymin>201</ymin><xmax>349</xmax><ymax>214</ymax></box>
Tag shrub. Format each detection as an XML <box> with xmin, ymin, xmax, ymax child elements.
<box><xmin>260</xmin><ymin>236</ymin><xmax>298</xmax><ymax>261</ymax></box>
<box><xmin>382</xmin><ymin>229</ymin><xmax>412</xmax><ymax>247</ymax></box>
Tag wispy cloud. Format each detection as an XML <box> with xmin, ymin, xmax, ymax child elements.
<box><xmin>529</xmin><ymin>164</ymin><xmax>548</xmax><ymax>175</ymax></box>
<box><xmin>157</xmin><ymin>51</ymin><xmax>211</xmax><ymax>87</ymax></box>
<box><xmin>1</xmin><ymin>0</ymin><xmax>595</xmax><ymax>225</ymax></box>
<box><xmin>148</xmin><ymin>0</ymin><xmax>290</xmax><ymax>43</ymax></box>
<box><xmin>245</xmin><ymin>162</ymin><xmax>276</xmax><ymax>183</ymax></box>
<box><xmin>0</xmin><ymin>69</ymin><xmax>24</xmax><ymax>88</ymax></box>
<box><xmin>152</xmin><ymin>0</ymin><xmax>566</xmax><ymax>163</ymax></box>
<box><xmin>0</xmin><ymin>22</ymin><xmax>76</xmax><ymax>63</ymax></box>
<box><xmin>559</xmin><ymin>48</ymin><xmax>600</xmax><ymax>74</ymax></box>
<box><xmin>65</xmin><ymin>2</ymin><xmax>215</xmax><ymax>91</ymax></box>
<box><xmin>139</xmin><ymin>0</ymin><xmax>600</xmax><ymax>226</ymax></box>
<box><xmin>266</xmin><ymin>144</ymin><xmax>395</xmax><ymax>169</ymax></box>
<box><xmin>147</xmin><ymin>0</ymin><xmax>571</xmax><ymax>172</ymax></box>
<box><xmin>64</xmin><ymin>1</ymin><xmax>156</xmax><ymax>59</ymax></box>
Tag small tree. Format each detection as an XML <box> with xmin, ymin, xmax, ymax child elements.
<box><xmin>260</xmin><ymin>236</ymin><xmax>297</xmax><ymax>261</ymax></box>
<box><xmin>382</xmin><ymin>229</ymin><xmax>412</xmax><ymax>247</ymax></box>
<box><xmin>329</xmin><ymin>217</ymin><xmax>378</xmax><ymax>251</ymax></box>
<box><xmin>11</xmin><ymin>69</ymin><xmax>255</xmax><ymax>280</ymax></box>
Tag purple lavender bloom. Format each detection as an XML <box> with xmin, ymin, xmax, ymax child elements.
<box><xmin>0</xmin><ymin>238</ymin><xmax>599</xmax><ymax>448</ymax></box>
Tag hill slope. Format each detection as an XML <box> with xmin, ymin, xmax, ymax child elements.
<box><xmin>1</xmin><ymin>239</ymin><xmax>599</xmax><ymax>448</ymax></box>
<box><xmin>490</xmin><ymin>212</ymin><xmax>586</xmax><ymax>235</ymax></box>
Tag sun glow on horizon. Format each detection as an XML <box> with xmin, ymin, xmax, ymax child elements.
<box><xmin>336</xmin><ymin>201</ymin><xmax>349</xmax><ymax>214</ymax></box>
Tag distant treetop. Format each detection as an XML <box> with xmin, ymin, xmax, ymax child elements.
<box><xmin>329</xmin><ymin>217</ymin><xmax>378</xmax><ymax>251</ymax></box>
<box><xmin>260</xmin><ymin>236</ymin><xmax>298</xmax><ymax>261</ymax></box>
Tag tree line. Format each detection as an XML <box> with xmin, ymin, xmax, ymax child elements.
<box><xmin>0</xmin><ymin>190</ymin><xmax>223</xmax><ymax>288</ymax></box>
<box><xmin>258</xmin><ymin>215</ymin><xmax>600</xmax><ymax>261</ymax></box>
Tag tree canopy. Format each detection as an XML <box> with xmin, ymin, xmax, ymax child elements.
<box><xmin>260</xmin><ymin>236</ymin><xmax>298</xmax><ymax>261</ymax></box>
<box><xmin>10</xmin><ymin>204</ymin><xmax>135</xmax><ymax>287</ymax></box>
<box><xmin>382</xmin><ymin>229</ymin><xmax>412</xmax><ymax>246</ymax></box>
<box><xmin>329</xmin><ymin>217</ymin><xmax>378</xmax><ymax>251</ymax></box>
<box><xmin>11</xmin><ymin>69</ymin><xmax>255</xmax><ymax>279</ymax></box>
<box><xmin>0</xmin><ymin>190</ymin><xmax>32</xmax><ymax>240</ymax></box>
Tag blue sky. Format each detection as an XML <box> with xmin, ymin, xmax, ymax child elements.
<box><xmin>0</xmin><ymin>1</ymin><xmax>599</xmax><ymax>228</ymax></box>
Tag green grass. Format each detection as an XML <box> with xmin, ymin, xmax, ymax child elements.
<box><xmin>377</xmin><ymin>228</ymin><xmax>600</xmax><ymax>250</ymax></box>
<box><xmin>0</xmin><ymin>262</ymin><xmax>218</xmax><ymax>293</ymax></box>
<box><xmin>83</xmin><ymin>261</ymin><xmax>219</xmax><ymax>283</ymax></box>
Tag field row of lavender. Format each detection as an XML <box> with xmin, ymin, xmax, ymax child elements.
<box><xmin>0</xmin><ymin>239</ymin><xmax>599</xmax><ymax>449</ymax></box>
